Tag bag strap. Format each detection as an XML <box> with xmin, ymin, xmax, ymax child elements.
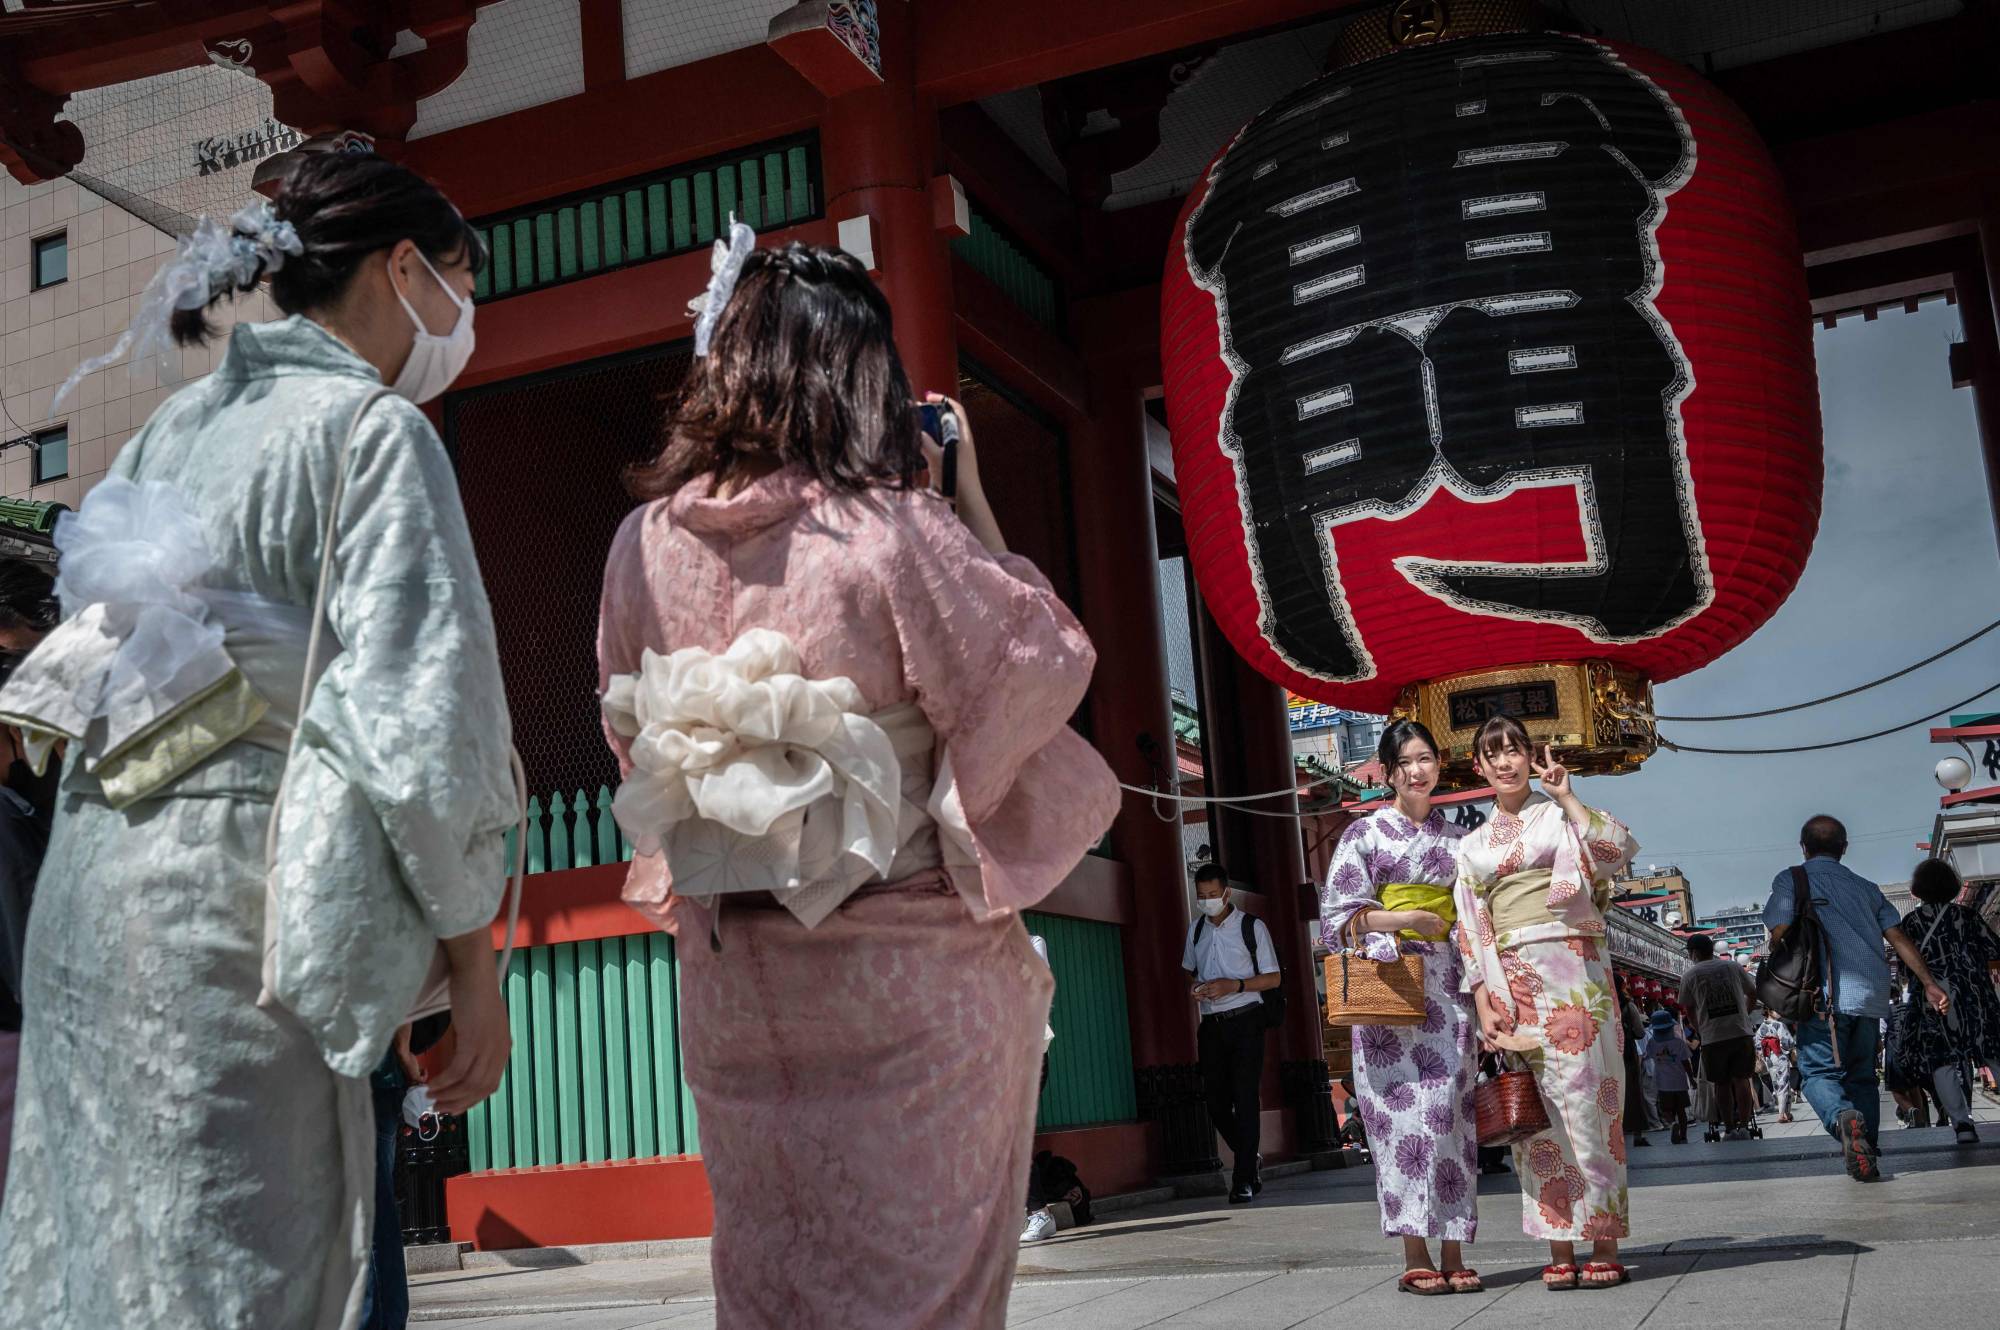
<box><xmin>265</xmin><ymin>387</ymin><xmax>529</xmax><ymax>985</ymax></box>
<box><xmin>1919</xmin><ymin>903</ymin><xmax>1949</xmax><ymax>951</ymax></box>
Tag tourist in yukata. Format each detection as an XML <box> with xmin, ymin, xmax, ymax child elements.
<box><xmin>1319</xmin><ymin>719</ymin><xmax>1482</xmax><ymax>1295</ymax></box>
<box><xmin>0</xmin><ymin>150</ymin><xmax>519</xmax><ymax>1330</ymax></box>
<box><xmin>1454</xmin><ymin>715</ymin><xmax>1640</xmax><ymax>1291</ymax></box>
<box><xmin>595</xmin><ymin>228</ymin><xmax>1119</xmax><ymax>1328</ymax></box>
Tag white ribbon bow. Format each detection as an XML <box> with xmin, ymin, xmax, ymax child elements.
<box><xmin>602</xmin><ymin>628</ymin><xmax>902</xmax><ymax>902</ymax></box>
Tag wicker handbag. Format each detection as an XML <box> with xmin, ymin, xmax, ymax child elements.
<box><xmin>1475</xmin><ymin>1057</ymin><xmax>1551</xmax><ymax>1148</ymax></box>
<box><xmin>1323</xmin><ymin>918</ymin><xmax>1425</xmax><ymax>1027</ymax></box>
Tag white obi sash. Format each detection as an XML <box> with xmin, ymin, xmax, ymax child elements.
<box><xmin>602</xmin><ymin>628</ymin><xmax>978</xmax><ymax>929</ymax></box>
<box><xmin>0</xmin><ymin>478</ymin><xmax>309</xmax><ymax>806</ymax></box>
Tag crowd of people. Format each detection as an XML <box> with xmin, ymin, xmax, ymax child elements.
<box><xmin>1319</xmin><ymin>725</ymin><xmax>2000</xmax><ymax>1297</ymax></box>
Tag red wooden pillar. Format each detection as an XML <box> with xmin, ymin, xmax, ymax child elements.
<box><xmin>817</xmin><ymin>2</ymin><xmax>957</xmax><ymax>394</ymax></box>
<box><xmin>1969</xmin><ymin>218</ymin><xmax>2000</xmax><ymax>556</ymax></box>
<box><xmin>1196</xmin><ymin>605</ymin><xmax>1340</xmax><ymax>1161</ymax></box>
<box><xmin>1069</xmin><ymin>291</ymin><xmax>1215</xmax><ymax>1178</ymax></box>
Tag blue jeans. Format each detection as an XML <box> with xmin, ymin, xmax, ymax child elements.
<box><xmin>359</xmin><ymin>1075</ymin><xmax>408</xmax><ymax>1330</ymax></box>
<box><xmin>1795</xmin><ymin>1013</ymin><xmax>1881</xmax><ymax>1148</ymax></box>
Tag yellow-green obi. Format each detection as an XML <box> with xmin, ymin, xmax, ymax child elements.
<box><xmin>1380</xmin><ymin>881</ymin><xmax>1455</xmax><ymax>941</ymax></box>
<box><xmin>1482</xmin><ymin>868</ymin><xmax>1612</xmax><ymax>945</ymax></box>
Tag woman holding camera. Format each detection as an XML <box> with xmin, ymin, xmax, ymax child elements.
<box><xmin>1319</xmin><ymin>720</ymin><xmax>1481</xmax><ymax>1295</ymax></box>
<box><xmin>596</xmin><ymin>232</ymin><xmax>1118</xmax><ymax>1327</ymax></box>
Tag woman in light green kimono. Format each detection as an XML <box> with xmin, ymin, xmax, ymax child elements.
<box><xmin>0</xmin><ymin>153</ymin><xmax>517</xmax><ymax>1329</ymax></box>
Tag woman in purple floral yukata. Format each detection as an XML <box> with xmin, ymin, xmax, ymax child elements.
<box><xmin>1320</xmin><ymin>720</ymin><xmax>1482</xmax><ymax>1296</ymax></box>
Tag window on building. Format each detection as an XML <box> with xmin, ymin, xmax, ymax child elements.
<box><xmin>31</xmin><ymin>425</ymin><xmax>66</xmax><ymax>483</ymax></box>
<box><xmin>31</xmin><ymin>232</ymin><xmax>66</xmax><ymax>289</ymax></box>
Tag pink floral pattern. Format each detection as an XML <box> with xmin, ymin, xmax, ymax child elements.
<box><xmin>597</xmin><ymin>467</ymin><xmax>1119</xmax><ymax>1324</ymax></box>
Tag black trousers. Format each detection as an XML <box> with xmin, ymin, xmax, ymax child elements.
<box><xmin>1198</xmin><ymin>1006</ymin><xmax>1266</xmax><ymax>1183</ymax></box>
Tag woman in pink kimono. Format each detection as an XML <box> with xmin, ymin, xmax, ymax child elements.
<box><xmin>596</xmin><ymin>232</ymin><xmax>1119</xmax><ymax>1328</ymax></box>
<box><xmin>1453</xmin><ymin>715</ymin><xmax>1639</xmax><ymax>1291</ymax></box>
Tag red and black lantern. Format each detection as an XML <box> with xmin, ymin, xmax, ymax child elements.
<box><xmin>1160</xmin><ymin>11</ymin><xmax>1821</xmax><ymax>773</ymax></box>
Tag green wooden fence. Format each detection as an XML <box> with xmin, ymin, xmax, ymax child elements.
<box><xmin>950</xmin><ymin>201</ymin><xmax>1062</xmax><ymax>331</ymax></box>
<box><xmin>472</xmin><ymin>134</ymin><xmax>821</xmax><ymax>304</ymax></box>
<box><xmin>464</xmin><ymin>790</ymin><xmax>1138</xmax><ymax>1169</ymax></box>
<box><xmin>1024</xmin><ymin>912</ymin><xmax>1138</xmax><ymax>1129</ymax></box>
<box><xmin>465</xmin><ymin>933</ymin><xmax>699</xmax><ymax>1170</ymax></box>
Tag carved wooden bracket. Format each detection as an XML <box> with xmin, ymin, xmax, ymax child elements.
<box><xmin>0</xmin><ymin>65</ymin><xmax>82</xmax><ymax>183</ymax></box>
<box><xmin>231</xmin><ymin>0</ymin><xmax>482</xmax><ymax>151</ymax></box>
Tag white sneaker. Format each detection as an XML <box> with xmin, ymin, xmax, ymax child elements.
<box><xmin>1019</xmin><ymin>1208</ymin><xmax>1058</xmax><ymax>1244</ymax></box>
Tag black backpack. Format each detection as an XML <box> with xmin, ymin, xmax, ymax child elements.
<box><xmin>1027</xmin><ymin>1150</ymin><xmax>1092</xmax><ymax>1226</ymax></box>
<box><xmin>1187</xmin><ymin>911</ymin><xmax>1287</xmax><ymax>1030</ymax></box>
<box><xmin>1755</xmin><ymin>866</ymin><xmax>1826</xmax><ymax>1022</ymax></box>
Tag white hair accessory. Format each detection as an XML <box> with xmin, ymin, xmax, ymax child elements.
<box><xmin>689</xmin><ymin>217</ymin><xmax>757</xmax><ymax>357</ymax></box>
<box><xmin>51</xmin><ymin>200</ymin><xmax>305</xmax><ymax>416</ymax></box>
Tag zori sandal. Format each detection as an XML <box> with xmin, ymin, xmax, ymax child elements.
<box><xmin>1398</xmin><ymin>1269</ymin><xmax>1452</xmax><ymax>1296</ymax></box>
<box><xmin>1541</xmin><ymin>1263</ymin><xmax>1580</xmax><ymax>1291</ymax></box>
<box><xmin>1446</xmin><ymin>1269</ymin><xmax>1484</xmax><ymax>1293</ymax></box>
<box><xmin>1579</xmin><ymin>1261</ymin><xmax>1631</xmax><ymax>1289</ymax></box>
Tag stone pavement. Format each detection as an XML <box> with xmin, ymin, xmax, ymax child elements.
<box><xmin>411</xmin><ymin>1090</ymin><xmax>2000</xmax><ymax>1327</ymax></box>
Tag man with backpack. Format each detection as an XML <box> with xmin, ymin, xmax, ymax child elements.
<box><xmin>1763</xmin><ymin>815</ymin><xmax>1950</xmax><ymax>1181</ymax></box>
<box><xmin>1182</xmin><ymin>862</ymin><xmax>1281</xmax><ymax>1203</ymax></box>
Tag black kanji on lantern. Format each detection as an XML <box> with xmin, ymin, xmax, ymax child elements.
<box><xmin>1184</xmin><ymin>33</ymin><xmax>1705</xmax><ymax>683</ymax></box>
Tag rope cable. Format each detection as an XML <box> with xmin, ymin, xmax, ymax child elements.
<box><xmin>1656</xmin><ymin>616</ymin><xmax>2000</xmax><ymax>721</ymax></box>
<box><xmin>1658</xmin><ymin>680</ymin><xmax>2000</xmax><ymax>755</ymax></box>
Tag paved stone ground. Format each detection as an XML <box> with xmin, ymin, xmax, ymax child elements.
<box><xmin>411</xmin><ymin>1090</ymin><xmax>2000</xmax><ymax>1327</ymax></box>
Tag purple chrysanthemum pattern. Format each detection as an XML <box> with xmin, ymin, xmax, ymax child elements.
<box><xmin>1434</xmin><ymin>1158</ymin><xmax>1469</xmax><ymax>1207</ymax></box>
<box><xmin>1323</xmin><ymin>807</ymin><xmax>1476</xmax><ymax>1241</ymax></box>
<box><xmin>1359</xmin><ymin>1025</ymin><xmax>1403</xmax><ymax>1066</ymax></box>
<box><xmin>1395</xmin><ymin>1133</ymin><xmax>1434</xmax><ymax>1178</ymax></box>
<box><xmin>1411</xmin><ymin>1045</ymin><xmax>1449</xmax><ymax>1084</ymax></box>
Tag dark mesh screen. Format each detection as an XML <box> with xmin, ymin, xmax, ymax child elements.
<box><xmin>956</xmin><ymin>372</ymin><xmax>1079</xmax><ymax>612</ymax></box>
<box><xmin>446</xmin><ymin>344</ymin><xmax>691</xmax><ymax>798</ymax></box>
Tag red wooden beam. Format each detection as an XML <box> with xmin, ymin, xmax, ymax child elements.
<box><xmin>579</xmin><ymin>0</ymin><xmax>624</xmax><ymax>90</ymax></box>
<box><xmin>915</xmin><ymin>0</ymin><xmax>1359</xmax><ymax>105</ymax></box>
<box><xmin>1931</xmin><ymin>725</ymin><xmax>2000</xmax><ymax>741</ymax></box>
<box><xmin>401</xmin><ymin>44</ymin><xmax>822</xmax><ymax>219</ymax></box>
<box><xmin>950</xmin><ymin>257</ymin><xmax>1089</xmax><ymax>421</ymax></box>
<box><xmin>1940</xmin><ymin>786</ymin><xmax>2000</xmax><ymax>808</ymax></box>
<box><xmin>457</xmin><ymin>218</ymin><xmax>838</xmax><ymax>391</ymax></box>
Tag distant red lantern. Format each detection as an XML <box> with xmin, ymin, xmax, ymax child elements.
<box><xmin>1160</xmin><ymin>14</ymin><xmax>1820</xmax><ymax>774</ymax></box>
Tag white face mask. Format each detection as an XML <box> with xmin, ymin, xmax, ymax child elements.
<box><xmin>401</xmin><ymin>1083</ymin><xmax>442</xmax><ymax>1141</ymax></box>
<box><xmin>388</xmin><ymin>248</ymin><xmax>475</xmax><ymax>404</ymax></box>
<box><xmin>1198</xmin><ymin>895</ymin><xmax>1229</xmax><ymax>918</ymax></box>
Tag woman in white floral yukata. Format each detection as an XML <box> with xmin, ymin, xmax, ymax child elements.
<box><xmin>1454</xmin><ymin>714</ymin><xmax>1640</xmax><ymax>1292</ymax></box>
<box><xmin>1320</xmin><ymin>719</ymin><xmax>1482</xmax><ymax>1296</ymax></box>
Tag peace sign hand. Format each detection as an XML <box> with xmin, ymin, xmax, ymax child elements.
<box><xmin>1532</xmin><ymin>744</ymin><xmax>1571</xmax><ymax>798</ymax></box>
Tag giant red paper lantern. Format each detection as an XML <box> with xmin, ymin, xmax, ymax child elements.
<box><xmin>1161</xmin><ymin>15</ymin><xmax>1821</xmax><ymax>773</ymax></box>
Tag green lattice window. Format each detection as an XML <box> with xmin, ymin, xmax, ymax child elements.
<box><xmin>472</xmin><ymin>134</ymin><xmax>821</xmax><ymax>303</ymax></box>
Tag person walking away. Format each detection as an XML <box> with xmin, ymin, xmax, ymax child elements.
<box><xmin>1764</xmin><ymin>815</ymin><xmax>1949</xmax><ymax>1181</ymax></box>
<box><xmin>1889</xmin><ymin>858</ymin><xmax>2000</xmax><ymax>1143</ymax></box>
<box><xmin>0</xmin><ymin>152</ymin><xmax>519</xmax><ymax>1329</ymax></box>
<box><xmin>596</xmin><ymin>232</ymin><xmax>1119</xmax><ymax>1329</ymax></box>
<box><xmin>1185</xmin><ymin>862</ymin><xmax>1281</xmax><ymax>1204</ymax></box>
<box><xmin>1679</xmin><ymin>935</ymin><xmax>1760</xmax><ymax>1140</ymax></box>
<box><xmin>0</xmin><ymin>558</ymin><xmax>58</xmax><ymax>1196</ymax></box>
<box><xmin>1644</xmin><ymin>1009</ymin><xmax>1695</xmax><ymax>1143</ymax></box>
<box><xmin>1618</xmin><ymin>982</ymin><xmax>1653</xmax><ymax>1147</ymax></box>
<box><xmin>1319</xmin><ymin>720</ymin><xmax>1482</xmax><ymax>1295</ymax></box>
<box><xmin>1455</xmin><ymin>718</ymin><xmax>1640</xmax><ymax>1291</ymax></box>
<box><xmin>1884</xmin><ymin>985</ymin><xmax>1939</xmax><ymax>1128</ymax></box>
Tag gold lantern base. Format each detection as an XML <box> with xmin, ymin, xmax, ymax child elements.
<box><xmin>1391</xmin><ymin>660</ymin><xmax>1658</xmax><ymax>786</ymax></box>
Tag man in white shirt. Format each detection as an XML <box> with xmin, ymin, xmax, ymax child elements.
<box><xmin>1182</xmin><ymin>862</ymin><xmax>1281</xmax><ymax>1203</ymax></box>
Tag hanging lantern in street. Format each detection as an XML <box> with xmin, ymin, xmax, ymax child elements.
<box><xmin>1159</xmin><ymin>3</ymin><xmax>1821</xmax><ymax>776</ymax></box>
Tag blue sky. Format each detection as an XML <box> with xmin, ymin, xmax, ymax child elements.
<box><xmin>1578</xmin><ymin>300</ymin><xmax>1999</xmax><ymax>913</ymax></box>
